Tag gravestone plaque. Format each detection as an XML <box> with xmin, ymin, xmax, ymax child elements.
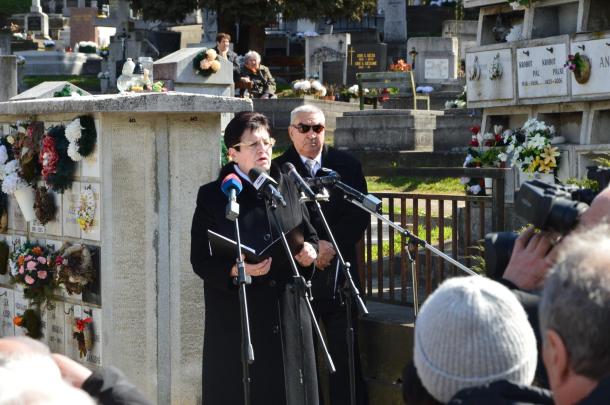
<box><xmin>425</xmin><ymin>59</ymin><xmax>449</xmax><ymax>80</ymax></box>
<box><xmin>380</xmin><ymin>0</ymin><xmax>407</xmax><ymax>43</ymax></box>
<box><xmin>13</xmin><ymin>290</ymin><xmax>29</xmax><ymax>337</ymax></box>
<box><xmin>467</xmin><ymin>49</ymin><xmax>514</xmax><ymax>102</ymax></box>
<box><xmin>322</xmin><ymin>61</ymin><xmax>344</xmax><ymax>87</ymax></box>
<box><xmin>517</xmin><ymin>43</ymin><xmax>568</xmax><ymax>99</ymax></box>
<box><xmin>70</xmin><ymin>8</ymin><xmax>98</xmax><ymax>47</ymax></box>
<box><xmin>570</xmin><ymin>38</ymin><xmax>610</xmax><ymax>96</ymax></box>
<box><xmin>46</xmin><ymin>302</ymin><xmax>66</xmax><ymax>354</ymax></box>
<box><xmin>0</xmin><ymin>288</ymin><xmax>15</xmax><ymax>337</ymax></box>
<box><xmin>346</xmin><ymin>43</ymin><xmax>388</xmax><ymax>85</ymax></box>
<box><xmin>28</xmin><ymin>16</ymin><xmax>42</xmax><ymax>32</ymax></box>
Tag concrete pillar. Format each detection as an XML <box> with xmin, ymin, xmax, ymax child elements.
<box><xmin>0</xmin><ymin>56</ymin><xmax>18</xmax><ymax>102</ymax></box>
<box><xmin>31</xmin><ymin>0</ymin><xmax>42</xmax><ymax>12</ymax></box>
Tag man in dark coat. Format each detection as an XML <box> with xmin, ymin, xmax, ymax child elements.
<box><xmin>274</xmin><ymin>105</ymin><xmax>370</xmax><ymax>405</ymax></box>
<box><xmin>191</xmin><ymin>112</ymin><xmax>319</xmax><ymax>405</ymax></box>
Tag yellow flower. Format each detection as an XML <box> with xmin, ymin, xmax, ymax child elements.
<box><xmin>541</xmin><ymin>145</ymin><xmax>560</xmax><ymax>167</ymax></box>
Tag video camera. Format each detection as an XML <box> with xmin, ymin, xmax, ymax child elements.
<box><xmin>485</xmin><ymin>180</ymin><xmax>596</xmax><ymax>280</ymax></box>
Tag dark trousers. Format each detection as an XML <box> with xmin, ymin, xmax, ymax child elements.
<box><xmin>314</xmin><ymin>297</ymin><xmax>368</xmax><ymax>405</ymax></box>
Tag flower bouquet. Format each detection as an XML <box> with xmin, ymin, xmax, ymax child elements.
<box><xmin>461</xmin><ymin>125</ymin><xmax>509</xmax><ymax>195</ymax></box>
<box><xmin>506</xmin><ymin>119</ymin><xmax>560</xmax><ymax>183</ymax></box>
<box><xmin>39</xmin><ymin>125</ymin><xmax>77</xmax><ymax>193</ymax></box>
<box><xmin>564</xmin><ymin>52</ymin><xmax>591</xmax><ymax>84</ymax></box>
<box><xmin>55</xmin><ymin>243</ymin><xmax>95</xmax><ymax>295</ymax></box>
<box><xmin>10</xmin><ymin>243</ymin><xmax>56</xmax><ymax>306</ymax></box>
<box><xmin>292</xmin><ymin>79</ymin><xmax>327</xmax><ymax>98</ymax></box>
<box><xmin>0</xmin><ymin>131</ymin><xmax>37</xmax><ymax>221</ymax></box>
<box><xmin>193</xmin><ymin>48</ymin><xmax>221</xmax><ymax>76</ymax></box>
<box><xmin>389</xmin><ymin>59</ymin><xmax>412</xmax><ymax>72</ymax></box>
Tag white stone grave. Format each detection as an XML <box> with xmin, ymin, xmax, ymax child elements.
<box><xmin>516</xmin><ymin>43</ymin><xmax>568</xmax><ymax>99</ymax></box>
<box><xmin>407</xmin><ymin>37</ymin><xmax>459</xmax><ymax>84</ymax></box>
<box><xmin>305</xmin><ymin>33</ymin><xmax>350</xmax><ymax>83</ymax></box>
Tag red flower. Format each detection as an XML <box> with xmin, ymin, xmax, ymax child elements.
<box><xmin>75</xmin><ymin>317</ymin><xmax>93</xmax><ymax>332</ymax></box>
<box><xmin>40</xmin><ymin>135</ymin><xmax>59</xmax><ymax>178</ymax></box>
<box><xmin>55</xmin><ymin>256</ymin><xmax>64</xmax><ymax>265</ymax></box>
<box><xmin>469</xmin><ymin>137</ymin><xmax>479</xmax><ymax>147</ymax></box>
<box><xmin>470</xmin><ymin>125</ymin><xmax>481</xmax><ymax>135</ymax></box>
<box><xmin>495</xmin><ymin>134</ymin><xmax>503</xmax><ymax>143</ymax></box>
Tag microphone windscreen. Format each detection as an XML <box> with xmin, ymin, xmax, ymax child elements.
<box><xmin>221</xmin><ymin>173</ymin><xmax>243</xmax><ymax>196</ymax></box>
<box><xmin>282</xmin><ymin>162</ymin><xmax>296</xmax><ymax>174</ymax></box>
<box><xmin>248</xmin><ymin>167</ymin><xmax>263</xmax><ymax>183</ymax></box>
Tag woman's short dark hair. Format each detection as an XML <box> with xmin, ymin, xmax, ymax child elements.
<box><xmin>224</xmin><ymin>111</ymin><xmax>270</xmax><ymax>150</ymax></box>
<box><xmin>216</xmin><ymin>33</ymin><xmax>231</xmax><ymax>43</ymax></box>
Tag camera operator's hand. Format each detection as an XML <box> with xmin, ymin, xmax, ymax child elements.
<box><xmin>502</xmin><ymin>227</ymin><xmax>557</xmax><ymax>291</ymax></box>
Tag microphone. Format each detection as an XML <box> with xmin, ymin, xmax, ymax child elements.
<box><xmin>305</xmin><ymin>167</ymin><xmax>341</xmax><ymax>189</ymax></box>
<box><xmin>335</xmin><ymin>181</ymin><xmax>382</xmax><ymax>213</ymax></box>
<box><xmin>248</xmin><ymin>167</ymin><xmax>287</xmax><ymax>207</ymax></box>
<box><xmin>282</xmin><ymin>162</ymin><xmax>316</xmax><ymax>200</ymax></box>
<box><xmin>221</xmin><ymin>173</ymin><xmax>242</xmax><ymax>220</ymax></box>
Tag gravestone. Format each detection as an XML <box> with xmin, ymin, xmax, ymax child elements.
<box><xmin>0</xmin><ymin>33</ymin><xmax>10</xmax><ymax>55</ymax></box>
<box><xmin>201</xmin><ymin>8</ymin><xmax>218</xmax><ymax>43</ymax></box>
<box><xmin>0</xmin><ymin>57</ymin><xmax>17</xmax><ymax>102</ymax></box>
<box><xmin>305</xmin><ymin>33</ymin><xmax>350</xmax><ymax>84</ymax></box>
<box><xmin>407</xmin><ymin>36</ymin><xmax>458</xmax><ymax>84</ymax></box>
<box><xmin>346</xmin><ymin>42</ymin><xmax>388</xmax><ymax>86</ymax></box>
<box><xmin>10</xmin><ymin>81</ymin><xmax>90</xmax><ymax>101</ymax></box>
<box><xmin>516</xmin><ymin>43</ymin><xmax>568</xmax><ymax>99</ymax></box>
<box><xmin>322</xmin><ymin>61</ymin><xmax>344</xmax><ymax>86</ymax></box>
<box><xmin>69</xmin><ymin>7</ymin><xmax>98</xmax><ymax>48</ymax></box>
<box><xmin>379</xmin><ymin>0</ymin><xmax>408</xmax><ymax>66</ymax></box>
<box><xmin>25</xmin><ymin>0</ymin><xmax>50</xmax><ymax>37</ymax></box>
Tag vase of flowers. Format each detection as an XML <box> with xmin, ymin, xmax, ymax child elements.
<box><xmin>505</xmin><ymin>119</ymin><xmax>560</xmax><ymax>185</ymax></box>
<box><xmin>461</xmin><ymin>125</ymin><xmax>509</xmax><ymax>195</ymax></box>
<box><xmin>564</xmin><ymin>53</ymin><xmax>591</xmax><ymax>84</ymax></box>
<box><xmin>292</xmin><ymin>79</ymin><xmax>327</xmax><ymax>98</ymax></box>
<box><xmin>9</xmin><ymin>243</ymin><xmax>56</xmax><ymax>307</ymax></box>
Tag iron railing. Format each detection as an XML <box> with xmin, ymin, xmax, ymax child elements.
<box><xmin>356</xmin><ymin>167</ymin><xmax>509</xmax><ymax>306</ymax></box>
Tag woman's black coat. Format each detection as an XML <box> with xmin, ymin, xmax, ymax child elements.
<box><xmin>191</xmin><ymin>163</ymin><xmax>319</xmax><ymax>405</ymax></box>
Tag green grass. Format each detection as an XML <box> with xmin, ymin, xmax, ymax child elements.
<box><xmin>367</xmin><ymin>224</ymin><xmax>453</xmax><ymax>260</ymax></box>
<box><xmin>366</xmin><ymin>176</ymin><xmax>463</xmax><ymax>194</ymax></box>
<box><xmin>23</xmin><ymin>75</ymin><xmax>100</xmax><ymax>93</ymax></box>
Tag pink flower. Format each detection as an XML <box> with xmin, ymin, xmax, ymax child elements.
<box><xmin>37</xmin><ymin>270</ymin><xmax>47</xmax><ymax>279</ymax></box>
<box><xmin>37</xmin><ymin>256</ymin><xmax>47</xmax><ymax>264</ymax></box>
<box><xmin>25</xmin><ymin>255</ymin><xmax>32</xmax><ymax>261</ymax></box>
<box><xmin>24</xmin><ymin>275</ymin><xmax>35</xmax><ymax>285</ymax></box>
<box><xmin>27</xmin><ymin>261</ymin><xmax>37</xmax><ymax>271</ymax></box>
<box><xmin>18</xmin><ymin>266</ymin><xmax>24</xmax><ymax>274</ymax></box>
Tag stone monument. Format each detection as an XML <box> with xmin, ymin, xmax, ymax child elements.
<box><xmin>202</xmin><ymin>8</ymin><xmax>218</xmax><ymax>43</ymax></box>
<box><xmin>379</xmin><ymin>0</ymin><xmax>408</xmax><ymax>65</ymax></box>
<box><xmin>0</xmin><ymin>56</ymin><xmax>18</xmax><ymax>102</ymax></box>
<box><xmin>305</xmin><ymin>33</ymin><xmax>350</xmax><ymax>84</ymax></box>
<box><xmin>25</xmin><ymin>0</ymin><xmax>50</xmax><ymax>38</ymax></box>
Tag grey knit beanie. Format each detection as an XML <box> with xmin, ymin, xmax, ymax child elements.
<box><xmin>413</xmin><ymin>276</ymin><xmax>537</xmax><ymax>403</ymax></box>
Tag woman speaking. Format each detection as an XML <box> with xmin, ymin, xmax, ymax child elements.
<box><xmin>190</xmin><ymin>112</ymin><xmax>320</xmax><ymax>405</ymax></box>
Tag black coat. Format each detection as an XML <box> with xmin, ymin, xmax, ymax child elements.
<box><xmin>191</xmin><ymin>163</ymin><xmax>319</xmax><ymax>405</ymax></box>
<box><xmin>449</xmin><ymin>380</ymin><xmax>553</xmax><ymax>405</ymax></box>
<box><xmin>82</xmin><ymin>367</ymin><xmax>152</xmax><ymax>405</ymax></box>
<box><xmin>213</xmin><ymin>46</ymin><xmax>241</xmax><ymax>83</ymax></box>
<box><xmin>274</xmin><ymin>145</ymin><xmax>370</xmax><ymax>302</ymax></box>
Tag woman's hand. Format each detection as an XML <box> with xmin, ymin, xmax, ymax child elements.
<box><xmin>294</xmin><ymin>242</ymin><xmax>317</xmax><ymax>267</ymax></box>
<box><xmin>231</xmin><ymin>257</ymin><xmax>272</xmax><ymax>278</ymax></box>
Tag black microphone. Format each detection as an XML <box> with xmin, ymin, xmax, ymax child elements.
<box><xmin>282</xmin><ymin>162</ymin><xmax>316</xmax><ymax>200</ymax></box>
<box><xmin>335</xmin><ymin>181</ymin><xmax>382</xmax><ymax>213</ymax></box>
<box><xmin>305</xmin><ymin>167</ymin><xmax>341</xmax><ymax>189</ymax></box>
<box><xmin>248</xmin><ymin>167</ymin><xmax>287</xmax><ymax>207</ymax></box>
<box><xmin>221</xmin><ymin>173</ymin><xmax>242</xmax><ymax>220</ymax></box>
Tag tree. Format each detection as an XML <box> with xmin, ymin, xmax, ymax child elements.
<box><xmin>129</xmin><ymin>0</ymin><xmax>376</xmax><ymax>53</ymax></box>
<box><xmin>0</xmin><ymin>0</ymin><xmax>29</xmax><ymax>30</ymax></box>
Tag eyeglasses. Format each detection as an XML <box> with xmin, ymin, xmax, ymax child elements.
<box><xmin>232</xmin><ymin>137</ymin><xmax>276</xmax><ymax>151</ymax></box>
<box><xmin>292</xmin><ymin>123</ymin><xmax>325</xmax><ymax>134</ymax></box>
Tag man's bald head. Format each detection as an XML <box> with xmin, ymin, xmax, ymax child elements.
<box><xmin>580</xmin><ymin>184</ymin><xmax>610</xmax><ymax>228</ymax></box>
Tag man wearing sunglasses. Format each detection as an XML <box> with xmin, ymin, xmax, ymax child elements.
<box><xmin>274</xmin><ymin>105</ymin><xmax>369</xmax><ymax>405</ymax></box>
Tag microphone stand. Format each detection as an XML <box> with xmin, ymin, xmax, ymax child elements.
<box><xmin>344</xmin><ymin>196</ymin><xmax>478</xmax><ymax>319</ymax></box>
<box><xmin>308</xmin><ymin>195</ymin><xmax>368</xmax><ymax>405</ymax></box>
<box><xmin>226</xmin><ymin>201</ymin><xmax>254</xmax><ymax>405</ymax></box>
<box><xmin>264</xmin><ymin>197</ymin><xmax>336</xmax><ymax>405</ymax></box>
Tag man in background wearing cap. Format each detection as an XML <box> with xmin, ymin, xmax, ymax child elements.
<box><xmin>412</xmin><ymin>275</ymin><xmax>551</xmax><ymax>404</ymax></box>
<box><xmin>274</xmin><ymin>104</ymin><xmax>369</xmax><ymax>404</ymax></box>
<box><xmin>539</xmin><ymin>223</ymin><xmax>610</xmax><ymax>405</ymax></box>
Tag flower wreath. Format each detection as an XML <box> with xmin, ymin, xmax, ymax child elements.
<box><xmin>73</xmin><ymin>316</ymin><xmax>93</xmax><ymax>358</ymax></box>
<box><xmin>55</xmin><ymin>243</ymin><xmax>95</xmax><ymax>295</ymax></box>
<box><xmin>34</xmin><ymin>185</ymin><xmax>57</xmax><ymax>225</ymax></box>
<box><xmin>77</xmin><ymin>185</ymin><xmax>96</xmax><ymax>232</ymax></box>
<box><xmin>9</xmin><ymin>242</ymin><xmax>56</xmax><ymax>306</ymax></box>
<box><xmin>193</xmin><ymin>48</ymin><xmax>221</xmax><ymax>76</ymax></box>
<box><xmin>13</xmin><ymin>308</ymin><xmax>43</xmax><ymax>339</ymax></box>
<box><xmin>39</xmin><ymin>125</ymin><xmax>76</xmax><ymax>193</ymax></box>
<box><xmin>65</xmin><ymin>115</ymin><xmax>97</xmax><ymax>162</ymax></box>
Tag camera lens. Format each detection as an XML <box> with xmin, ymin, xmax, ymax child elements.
<box><xmin>546</xmin><ymin>198</ymin><xmax>589</xmax><ymax>234</ymax></box>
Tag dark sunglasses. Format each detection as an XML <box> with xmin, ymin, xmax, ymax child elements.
<box><xmin>292</xmin><ymin>123</ymin><xmax>325</xmax><ymax>134</ymax></box>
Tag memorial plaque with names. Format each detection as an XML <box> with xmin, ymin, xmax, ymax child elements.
<box><xmin>425</xmin><ymin>59</ymin><xmax>449</xmax><ymax>80</ymax></box>
<box><xmin>13</xmin><ymin>290</ymin><xmax>30</xmax><ymax>337</ymax></box>
<box><xmin>27</xmin><ymin>16</ymin><xmax>42</xmax><ymax>32</ymax></box>
<box><xmin>9</xmin><ymin>196</ymin><xmax>27</xmax><ymax>232</ymax></box>
<box><xmin>46</xmin><ymin>301</ymin><xmax>66</xmax><ymax>354</ymax></box>
<box><xmin>517</xmin><ymin>44</ymin><xmax>568</xmax><ymax>99</ymax></box>
<box><xmin>467</xmin><ymin>49</ymin><xmax>514</xmax><ymax>102</ymax></box>
<box><xmin>63</xmin><ymin>183</ymin><xmax>81</xmax><ymax>239</ymax></box>
<box><xmin>0</xmin><ymin>288</ymin><xmax>15</xmax><ymax>337</ymax></box>
<box><xmin>570</xmin><ymin>39</ymin><xmax>610</xmax><ymax>96</ymax></box>
<box><xmin>81</xmin><ymin>182</ymin><xmax>101</xmax><ymax>242</ymax></box>
<box><xmin>346</xmin><ymin>44</ymin><xmax>387</xmax><ymax>85</ymax></box>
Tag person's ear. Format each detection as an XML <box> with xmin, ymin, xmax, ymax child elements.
<box><xmin>227</xmin><ymin>147</ymin><xmax>238</xmax><ymax>162</ymax></box>
<box><xmin>288</xmin><ymin>126</ymin><xmax>296</xmax><ymax>143</ymax></box>
<box><xmin>544</xmin><ymin>329</ymin><xmax>570</xmax><ymax>386</ymax></box>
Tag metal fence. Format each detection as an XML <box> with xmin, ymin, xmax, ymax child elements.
<box><xmin>356</xmin><ymin>167</ymin><xmax>509</xmax><ymax>307</ymax></box>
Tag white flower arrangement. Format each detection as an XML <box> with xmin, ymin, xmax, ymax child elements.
<box><xmin>292</xmin><ymin>79</ymin><xmax>327</xmax><ymax>97</ymax></box>
<box><xmin>77</xmin><ymin>186</ymin><xmax>96</xmax><ymax>232</ymax></box>
<box><xmin>347</xmin><ymin>84</ymin><xmax>367</xmax><ymax>97</ymax></box>
<box><xmin>43</xmin><ymin>39</ymin><xmax>55</xmax><ymax>47</ymax></box>
<box><xmin>1</xmin><ymin>158</ymin><xmax>28</xmax><ymax>195</ymax></box>
<box><xmin>65</xmin><ymin>118</ymin><xmax>84</xmax><ymax>162</ymax></box>
<box><xmin>77</xmin><ymin>41</ymin><xmax>98</xmax><ymax>49</ymax></box>
<box><xmin>505</xmin><ymin>119</ymin><xmax>560</xmax><ymax>174</ymax></box>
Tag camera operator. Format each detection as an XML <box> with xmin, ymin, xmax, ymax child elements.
<box><xmin>502</xmin><ymin>184</ymin><xmax>610</xmax><ymax>292</ymax></box>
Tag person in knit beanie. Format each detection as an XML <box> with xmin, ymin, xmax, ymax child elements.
<box><xmin>413</xmin><ymin>275</ymin><xmax>538</xmax><ymax>403</ymax></box>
